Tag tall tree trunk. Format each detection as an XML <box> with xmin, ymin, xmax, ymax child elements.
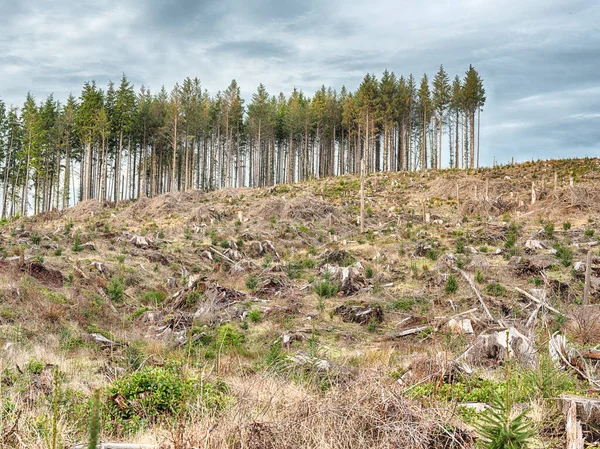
<box><xmin>2</xmin><ymin>127</ymin><xmax>14</xmax><ymax>218</ymax></box>
<box><xmin>171</xmin><ymin>114</ymin><xmax>178</xmax><ymax>192</ymax></box>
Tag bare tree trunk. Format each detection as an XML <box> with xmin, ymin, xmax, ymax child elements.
<box><xmin>360</xmin><ymin>157</ymin><xmax>365</xmax><ymax>234</ymax></box>
<box><xmin>584</xmin><ymin>250</ymin><xmax>593</xmax><ymax>305</ymax></box>
<box><xmin>171</xmin><ymin>114</ymin><xmax>178</xmax><ymax>192</ymax></box>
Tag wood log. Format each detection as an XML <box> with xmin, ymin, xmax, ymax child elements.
<box><xmin>565</xmin><ymin>400</ymin><xmax>583</xmax><ymax>449</ymax></box>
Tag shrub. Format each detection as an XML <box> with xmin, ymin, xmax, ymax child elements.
<box><xmin>455</xmin><ymin>238</ymin><xmax>466</xmax><ymax>254</ymax></box>
<box><xmin>313</xmin><ymin>279</ymin><xmax>338</xmax><ymax>298</ymax></box>
<box><xmin>505</xmin><ymin>223</ymin><xmax>519</xmax><ymax>249</ymax></box>
<box><xmin>105</xmin><ymin>365</ymin><xmax>229</xmax><ymax>424</ymax></box>
<box><xmin>474</xmin><ymin>395</ymin><xmax>533</xmax><ymax>449</ymax></box>
<box><xmin>215</xmin><ymin>324</ymin><xmax>244</xmax><ymax>351</ymax></box>
<box><xmin>426</xmin><ymin>248</ymin><xmax>440</xmax><ymax>261</ymax></box>
<box><xmin>365</xmin><ymin>265</ymin><xmax>374</xmax><ymax>279</ymax></box>
<box><xmin>247</xmin><ymin>309</ymin><xmax>262</xmax><ymax>323</ymax></box>
<box><xmin>142</xmin><ymin>290</ymin><xmax>166</xmax><ymax>306</ymax></box>
<box><xmin>563</xmin><ymin>221</ymin><xmax>572</xmax><ymax>230</ymax></box>
<box><xmin>31</xmin><ymin>233</ymin><xmax>41</xmax><ymax>245</ymax></box>
<box><xmin>585</xmin><ymin>228</ymin><xmax>595</xmax><ymax>238</ymax></box>
<box><xmin>445</xmin><ymin>275</ymin><xmax>459</xmax><ymax>294</ymax></box>
<box><xmin>245</xmin><ymin>274</ymin><xmax>259</xmax><ymax>291</ymax></box>
<box><xmin>26</xmin><ymin>359</ymin><xmax>46</xmax><ymax>375</ymax></box>
<box><xmin>554</xmin><ymin>243</ymin><xmax>573</xmax><ymax>267</ymax></box>
<box><xmin>72</xmin><ymin>234</ymin><xmax>84</xmax><ymax>252</ymax></box>
<box><xmin>475</xmin><ymin>270</ymin><xmax>485</xmax><ymax>284</ymax></box>
<box><xmin>106</xmin><ymin>276</ymin><xmax>125</xmax><ymax>302</ymax></box>
<box><xmin>544</xmin><ymin>222</ymin><xmax>555</xmax><ymax>238</ymax></box>
<box><xmin>485</xmin><ymin>282</ymin><xmax>506</xmax><ymax>297</ymax></box>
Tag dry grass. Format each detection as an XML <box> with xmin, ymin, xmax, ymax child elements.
<box><xmin>164</xmin><ymin>372</ymin><xmax>473</xmax><ymax>449</ymax></box>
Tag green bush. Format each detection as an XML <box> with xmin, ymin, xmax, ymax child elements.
<box><xmin>26</xmin><ymin>359</ymin><xmax>46</xmax><ymax>375</ymax></box>
<box><xmin>245</xmin><ymin>274</ymin><xmax>259</xmax><ymax>291</ymax></box>
<box><xmin>554</xmin><ymin>243</ymin><xmax>573</xmax><ymax>267</ymax></box>
<box><xmin>505</xmin><ymin>223</ymin><xmax>519</xmax><ymax>249</ymax></box>
<box><xmin>247</xmin><ymin>309</ymin><xmax>262</xmax><ymax>323</ymax></box>
<box><xmin>475</xmin><ymin>270</ymin><xmax>485</xmax><ymax>284</ymax></box>
<box><xmin>445</xmin><ymin>274</ymin><xmax>459</xmax><ymax>294</ymax></box>
<box><xmin>474</xmin><ymin>395</ymin><xmax>533</xmax><ymax>449</ymax></box>
<box><xmin>544</xmin><ymin>222</ymin><xmax>555</xmax><ymax>238</ymax></box>
<box><xmin>215</xmin><ymin>324</ymin><xmax>244</xmax><ymax>351</ymax></box>
<box><xmin>563</xmin><ymin>221</ymin><xmax>572</xmax><ymax>230</ymax></box>
<box><xmin>485</xmin><ymin>282</ymin><xmax>506</xmax><ymax>297</ymax></box>
<box><xmin>585</xmin><ymin>228</ymin><xmax>595</xmax><ymax>238</ymax></box>
<box><xmin>313</xmin><ymin>279</ymin><xmax>338</xmax><ymax>298</ymax></box>
<box><xmin>142</xmin><ymin>290</ymin><xmax>166</xmax><ymax>306</ymax></box>
<box><xmin>72</xmin><ymin>234</ymin><xmax>84</xmax><ymax>252</ymax></box>
<box><xmin>106</xmin><ymin>276</ymin><xmax>125</xmax><ymax>302</ymax></box>
<box><xmin>105</xmin><ymin>365</ymin><xmax>229</xmax><ymax>424</ymax></box>
<box><xmin>455</xmin><ymin>238</ymin><xmax>466</xmax><ymax>254</ymax></box>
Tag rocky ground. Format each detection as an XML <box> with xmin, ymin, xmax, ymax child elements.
<box><xmin>1</xmin><ymin>158</ymin><xmax>600</xmax><ymax>448</ymax></box>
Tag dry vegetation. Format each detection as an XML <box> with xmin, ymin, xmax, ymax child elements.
<box><xmin>1</xmin><ymin>158</ymin><xmax>600</xmax><ymax>448</ymax></box>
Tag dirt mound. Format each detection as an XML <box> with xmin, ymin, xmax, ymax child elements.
<box><xmin>63</xmin><ymin>200</ymin><xmax>106</xmax><ymax>219</ymax></box>
<box><xmin>189</xmin><ymin>204</ymin><xmax>233</xmax><ymax>224</ymax></box>
<box><xmin>253</xmin><ymin>194</ymin><xmax>344</xmax><ymax>224</ymax></box>
<box><xmin>542</xmin><ymin>186</ymin><xmax>600</xmax><ymax>213</ymax></box>
<box><xmin>460</xmin><ymin>197</ymin><xmax>516</xmax><ymax>216</ymax></box>
<box><xmin>121</xmin><ymin>190</ymin><xmax>206</xmax><ymax>220</ymax></box>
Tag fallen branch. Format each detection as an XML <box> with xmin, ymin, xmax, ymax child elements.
<box><xmin>71</xmin><ymin>444</ymin><xmax>156</xmax><ymax>449</ymax></box>
<box><xmin>383</xmin><ymin>325</ymin><xmax>431</xmax><ymax>340</ymax></box>
<box><xmin>514</xmin><ymin>287</ymin><xmax>561</xmax><ymax>315</ymax></box>
<box><xmin>454</xmin><ymin>267</ymin><xmax>500</xmax><ymax>325</ymax></box>
<box><xmin>209</xmin><ymin>246</ymin><xmax>235</xmax><ymax>264</ymax></box>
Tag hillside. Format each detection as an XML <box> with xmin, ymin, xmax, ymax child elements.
<box><xmin>1</xmin><ymin>158</ymin><xmax>600</xmax><ymax>448</ymax></box>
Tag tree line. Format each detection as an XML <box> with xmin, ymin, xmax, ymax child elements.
<box><xmin>0</xmin><ymin>65</ymin><xmax>485</xmax><ymax>218</ymax></box>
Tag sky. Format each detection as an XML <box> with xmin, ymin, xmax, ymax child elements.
<box><xmin>1</xmin><ymin>0</ymin><xmax>599</xmax><ymax>166</ymax></box>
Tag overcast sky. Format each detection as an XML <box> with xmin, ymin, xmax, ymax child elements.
<box><xmin>1</xmin><ymin>0</ymin><xmax>598</xmax><ymax>165</ymax></box>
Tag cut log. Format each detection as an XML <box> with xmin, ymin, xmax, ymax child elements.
<box><xmin>565</xmin><ymin>400</ymin><xmax>584</xmax><ymax>449</ymax></box>
<box><xmin>560</xmin><ymin>394</ymin><xmax>600</xmax><ymax>430</ymax></box>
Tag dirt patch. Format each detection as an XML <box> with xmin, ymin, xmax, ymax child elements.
<box><xmin>22</xmin><ymin>262</ymin><xmax>64</xmax><ymax>288</ymax></box>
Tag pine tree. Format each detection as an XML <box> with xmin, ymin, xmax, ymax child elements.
<box><xmin>417</xmin><ymin>74</ymin><xmax>431</xmax><ymax>170</ymax></box>
<box><xmin>114</xmin><ymin>73</ymin><xmax>136</xmax><ymax>202</ymax></box>
<box><xmin>432</xmin><ymin>65</ymin><xmax>451</xmax><ymax>169</ymax></box>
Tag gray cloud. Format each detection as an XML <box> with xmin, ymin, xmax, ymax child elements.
<box><xmin>1</xmin><ymin>0</ymin><xmax>598</xmax><ymax>165</ymax></box>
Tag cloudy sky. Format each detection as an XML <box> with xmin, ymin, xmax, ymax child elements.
<box><xmin>1</xmin><ymin>0</ymin><xmax>598</xmax><ymax>165</ymax></box>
